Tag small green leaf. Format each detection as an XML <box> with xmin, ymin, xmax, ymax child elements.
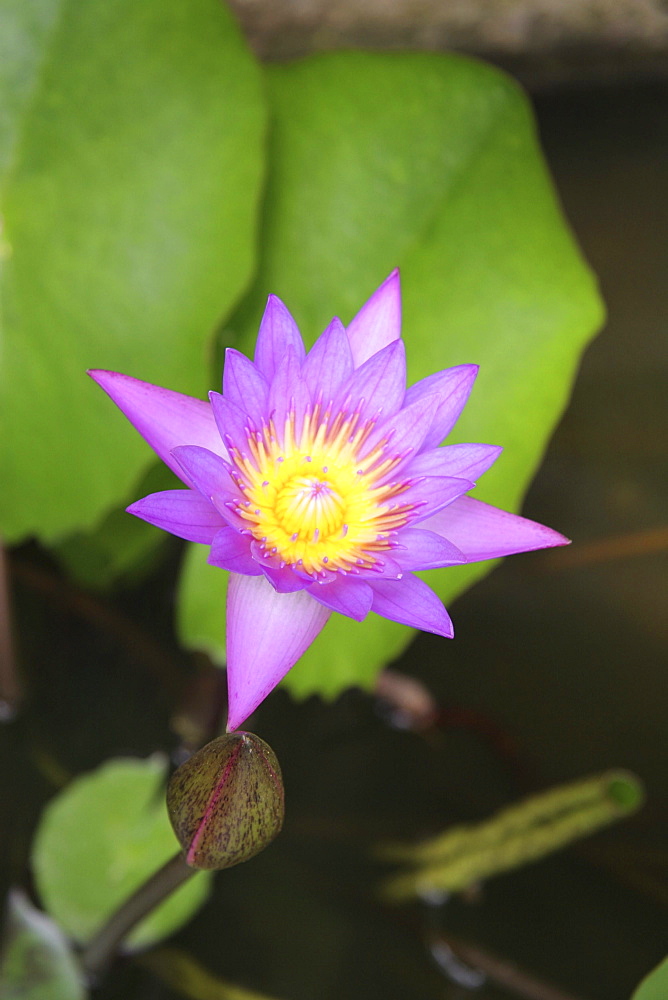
<box><xmin>0</xmin><ymin>0</ymin><xmax>265</xmax><ymax>542</ymax></box>
<box><xmin>631</xmin><ymin>958</ymin><xmax>668</xmax><ymax>1000</ymax></box>
<box><xmin>177</xmin><ymin>543</ymin><xmax>228</xmax><ymax>667</ymax></box>
<box><xmin>0</xmin><ymin>890</ymin><xmax>87</xmax><ymax>1000</ymax></box>
<box><xmin>178</xmin><ymin>52</ymin><xmax>603</xmax><ymax>700</ymax></box>
<box><xmin>32</xmin><ymin>756</ymin><xmax>212</xmax><ymax>950</ymax></box>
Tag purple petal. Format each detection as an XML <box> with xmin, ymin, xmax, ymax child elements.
<box><xmin>209</xmin><ymin>392</ymin><xmax>255</xmax><ymax>455</ymax></box>
<box><xmin>302</xmin><ymin>317</ymin><xmax>354</xmax><ymax>400</ymax></box>
<box><xmin>334</xmin><ymin>340</ymin><xmax>406</xmax><ymax>424</ymax></box>
<box><xmin>127</xmin><ymin>490</ymin><xmax>225</xmax><ymax>543</ymax></box>
<box><xmin>88</xmin><ymin>370</ymin><xmax>223</xmax><ymax>486</ymax></box>
<box><xmin>322</xmin><ymin>554</ymin><xmax>403</xmax><ymax>583</ymax></box>
<box><xmin>211</xmin><ymin>492</ymin><xmax>250</xmax><ymax>531</ymax></box>
<box><xmin>364</xmin><ymin>553</ymin><xmax>404</xmax><ymax>581</ymax></box>
<box><xmin>392</xmin><ymin>527</ymin><xmax>466</xmax><ymax>570</ymax></box>
<box><xmin>222</xmin><ymin>349</ymin><xmax>269</xmax><ymax>425</ymax></box>
<box><xmin>226</xmin><ymin>575</ymin><xmax>330</xmax><ymax>731</ymax></box>
<box><xmin>403</xmin><ymin>365</ymin><xmax>479</xmax><ymax>449</ymax></box>
<box><xmin>397</xmin><ymin>476</ymin><xmax>473</xmax><ymax>522</ymax></box>
<box><xmin>421</xmin><ymin>495</ymin><xmax>571</xmax><ymax>561</ymax></box>
<box><xmin>369</xmin><ymin>574</ymin><xmax>454</xmax><ymax>637</ymax></box>
<box><xmin>407</xmin><ymin>443</ymin><xmax>502</xmax><ymax>481</ymax></box>
<box><xmin>346</xmin><ymin>269</ymin><xmax>402</xmax><ymax>368</ymax></box>
<box><xmin>268</xmin><ymin>349</ymin><xmax>312</xmax><ymax>442</ymax></box>
<box><xmin>209</xmin><ymin>527</ymin><xmax>261</xmax><ymax>575</ymax></box>
<box><xmin>254</xmin><ymin>295</ymin><xmax>306</xmax><ymax>380</ymax></box>
<box><xmin>259</xmin><ymin>561</ymin><xmax>307</xmax><ymax>594</ymax></box>
<box><xmin>171</xmin><ymin>445</ymin><xmax>237</xmax><ymax>499</ymax></box>
<box><xmin>307</xmin><ymin>577</ymin><xmax>374</xmax><ymax>620</ymax></box>
<box><xmin>361</xmin><ymin>395</ymin><xmax>439</xmax><ymax>473</ymax></box>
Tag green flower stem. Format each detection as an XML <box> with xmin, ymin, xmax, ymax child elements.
<box><xmin>81</xmin><ymin>851</ymin><xmax>193</xmax><ymax>981</ymax></box>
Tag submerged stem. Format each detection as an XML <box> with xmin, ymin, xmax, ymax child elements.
<box><xmin>82</xmin><ymin>851</ymin><xmax>193</xmax><ymax>981</ymax></box>
<box><xmin>0</xmin><ymin>541</ymin><xmax>22</xmax><ymax>718</ymax></box>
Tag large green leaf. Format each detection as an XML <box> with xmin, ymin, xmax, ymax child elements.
<box><xmin>178</xmin><ymin>542</ymin><xmax>228</xmax><ymax>668</ymax></box>
<box><xmin>52</xmin><ymin>462</ymin><xmax>177</xmax><ymax>590</ymax></box>
<box><xmin>632</xmin><ymin>958</ymin><xmax>668</xmax><ymax>1000</ymax></box>
<box><xmin>178</xmin><ymin>51</ymin><xmax>604</xmax><ymax>699</ymax></box>
<box><xmin>32</xmin><ymin>756</ymin><xmax>212</xmax><ymax>950</ymax></box>
<box><xmin>0</xmin><ymin>0</ymin><xmax>265</xmax><ymax>542</ymax></box>
<box><xmin>0</xmin><ymin>891</ymin><xmax>87</xmax><ymax>1000</ymax></box>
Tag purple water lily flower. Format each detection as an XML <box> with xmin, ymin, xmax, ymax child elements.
<box><xmin>90</xmin><ymin>271</ymin><xmax>568</xmax><ymax>731</ymax></box>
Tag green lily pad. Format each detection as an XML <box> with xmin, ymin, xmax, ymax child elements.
<box><xmin>632</xmin><ymin>958</ymin><xmax>668</xmax><ymax>1000</ymax></box>
<box><xmin>32</xmin><ymin>756</ymin><xmax>212</xmax><ymax>950</ymax></box>
<box><xmin>178</xmin><ymin>52</ymin><xmax>603</xmax><ymax>700</ymax></box>
<box><xmin>0</xmin><ymin>0</ymin><xmax>265</xmax><ymax>542</ymax></box>
<box><xmin>53</xmin><ymin>462</ymin><xmax>178</xmax><ymax>590</ymax></box>
<box><xmin>0</xmin><ymin>890</ymin><xmax>87</xmax><ymax>1000</ymax></box>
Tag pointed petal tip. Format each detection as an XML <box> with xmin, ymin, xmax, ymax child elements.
<box><xmin>87</xmin><ymin>369</ymin><xmax>224</xmax><ymax>482</ymax></box>
<box><xmin>450</xmin><ymin>362</ymin><xmax>480</xmax><ymax>384</ymax></box>
<box><xmin>255</xmin><ymin>294</ymin><xmax>306</xmax><ymax>379</ymax></box>
<box><xmin>346</xmin><ymin>269</ymin><xmax>403</xmax><ymax>367</ymax></box>
<box><xmin>404</xmin><ymin>363</ymin><xmax>483</xmax><ymax>450</ymax></box>
<box><xmin>89</xmin><ymin>367</ymin><xmax>146</xmax><ymax>385</ymax></box>
<box><xmin>455</xmin><ymin>363</ymin><xmax>480</xmax><ymax>386</ymax></box>
<box><xmin>87</xmin><ymin>367</ymin><xmax>118</xmax><ymax>386</ymax></box>
<box><xmin>422</xmin><ymin>496</ymin><xmax>572</xmax><ymax>562</ymax></box>
<box><xmin>381</xmin><ymin>267</ymin><xmax>400</xmax><ymax>289</ymax></box>
<box><xmin>370</xmin><ymin>574</ymin><xmax>454</xmax><ymax>639</ymax></box>
<box><xmin>226</xmin><ymin>575</ymin><xmax>330</xmax><ymax>731</ymax></box>
<box><xmin>125</xmin><ymin>496</ymin><xmax>153</xmax><ymax>522</ymax></box>
<box><xmin>262</xmin><ymin>292</ymin><xmax>293</xmax><ymax>319</ymax></box>
<box><xmin>430</xmin><ymin>612</ymin><xmax>455</xmax><ymax>639</ymax></box>
<box><xmin>126</xmin><ymin>489</ymin><xmax>225</xmax><ymax>543</ymax></box>
<box><xmin>225</xmin><ymin>711</ymin><xmax>243</xmax><ymax>734</ymax></box>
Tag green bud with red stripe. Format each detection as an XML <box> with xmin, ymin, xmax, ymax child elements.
<box><xmin>167</xmin><ymin>732</ymin><xmax>284</xmax><ymax>870</ymax></box>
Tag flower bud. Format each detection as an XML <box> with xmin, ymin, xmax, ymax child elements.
<box><xmin>167</xmin><ymin>732</ymin><xmax>284</xmax><ymax>870</ymax></box>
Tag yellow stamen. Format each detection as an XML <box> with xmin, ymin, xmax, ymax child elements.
<box><xmin>227</xmin><ymin>407</ymin><xmax>414</xmax><ymax>576</ymax></box>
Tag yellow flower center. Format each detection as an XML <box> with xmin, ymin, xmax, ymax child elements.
<box><xmin>227</xmin><ymin>402</ymin><xmax>414</xmax><ymax>576</ymax></box>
